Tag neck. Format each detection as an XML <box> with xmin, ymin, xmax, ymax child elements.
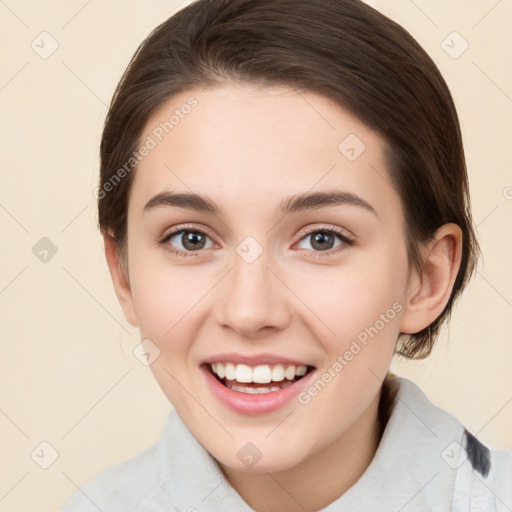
<box><xmin>220</xmin><ymin>373</ymin><xmax>398</xmax><ymax>512</ymax></box>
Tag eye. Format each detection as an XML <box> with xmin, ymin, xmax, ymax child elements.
<box><xmin>295</xmin><ymin>227</ymin><xmax>353</xmax><ymax>254</ymax></box>
<box><xmin>160</xmin><ymin>226</ymin><xmax>215</xmax><ymax>256</ymax></box>
<box><xmin>159</xmin><ymin>224</ymin><xmax>354</xmax><ymax>258</ymax></box>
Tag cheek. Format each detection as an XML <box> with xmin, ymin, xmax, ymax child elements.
<box><xmin>292</xmin><ymin>255</ymin><xmax>406</xmax><ymax>345</ymax></box>
<box><xmin>128</xmin><ymin>260</ymin><xmax>208</xmax><ymax>405</ymax></box>
<box><xmin>128</xmin><ymin>254</ymin><xmax>206</xmax><ymax>344</ymax></box>
<box><xmin>296</xmin><ymin>255</ymin><xmax>406</xmax><ymax>431</ymax></box>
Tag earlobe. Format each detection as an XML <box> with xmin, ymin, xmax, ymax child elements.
<box><xmin>399</xmin><ymin>223</ymin><xmax>463</xmax><ymax>334</ymax></box>
<box><xmin>103</xmin><ymin>234</ymin><xmax>139</xmax><ymax>328</ymax></box>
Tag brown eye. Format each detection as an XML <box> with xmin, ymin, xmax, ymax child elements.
<box><xmin>297</xmin><ymin>230</ymin><xmax>349</xmax><ymax>252</ymax></box>
<box><xmin>310</xmin><ymin>232</ymin><xmax>337</xmax><ymax>251</ymax></box>
<box><xmin>163</xmin><ymin>229</ymin><xmax>214</xmax><ymax>254</ymax></box>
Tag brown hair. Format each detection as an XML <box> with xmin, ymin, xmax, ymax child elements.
<box><xmin>98</xmin><ymin>0</ymin><xmax>480</xmax><ymax>359</ymax></box>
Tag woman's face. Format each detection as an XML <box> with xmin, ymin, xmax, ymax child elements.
<box><xmin>122</xmin><ymin>83</ymin><xmax>412</xmax><ymax>472</ymax></box>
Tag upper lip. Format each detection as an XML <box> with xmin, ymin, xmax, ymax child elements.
<box><xmin>202</xmin><ymin>352</ymin><xmax>314</xmax><ymax>367</ymax></box>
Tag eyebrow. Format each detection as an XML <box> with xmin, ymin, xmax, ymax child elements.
<box><xmin>143</xmin><ymin>190</ymin><xmax>378</xmax><ymax>218</ymax></box>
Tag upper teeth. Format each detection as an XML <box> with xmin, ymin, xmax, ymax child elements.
<box><xmin>210</xmin><ymin>362</ymin><xmax>308</xmax><ymax>383</ymax></box>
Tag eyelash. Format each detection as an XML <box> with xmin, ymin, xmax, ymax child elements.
<box><xmin>159</xmin><ymin>223</ymin><xmax>354</xmax><ymax>258</ymax></box>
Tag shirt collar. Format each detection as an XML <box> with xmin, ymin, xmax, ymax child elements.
<box><xmin>158</xmin><ymin>376</ymin><xmax>465</xmax><ymax>511</ymax></box>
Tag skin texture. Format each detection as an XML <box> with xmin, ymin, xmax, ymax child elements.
<box><xmin>104</xmin><ymin>83</ymin><xmax>462</xmax><ymax>511</ymax></box>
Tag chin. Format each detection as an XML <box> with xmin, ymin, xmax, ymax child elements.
<box><xmin>208</xmin><ymin>437</ymin><xmax>312</xmax><ymax>475</ymax></box>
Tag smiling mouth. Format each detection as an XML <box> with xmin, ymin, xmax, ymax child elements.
<box><xmin>205</xmin><ymin>362</ymin><xmax>314</xmax><ymax>394</ymax></box>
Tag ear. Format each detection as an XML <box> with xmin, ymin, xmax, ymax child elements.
<box><xmin>103</xmin><ymin>234</ymin><xmax>138</xmax><ymax>327</ymax></box>
<box><xmin>400</xmin><ymin>223</ymin><xmax>463</xmax><ymax>334</ymax></box>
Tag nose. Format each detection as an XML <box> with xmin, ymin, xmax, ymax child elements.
<box><xmin>213</xmin><ymin>249</ymin><xmax>292</xmax><ymax>339</ymax></box>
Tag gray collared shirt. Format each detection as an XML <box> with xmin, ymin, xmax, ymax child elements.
<box><xmin>60</xmin><ymin>376</ymin><xmax>512</xmax><ymax>511</ymax></box>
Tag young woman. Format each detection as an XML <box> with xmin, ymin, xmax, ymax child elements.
<box><xmin>61</xmin><ymin>0</ymin><xmax>512</xmax><ymax>510</ymax></box>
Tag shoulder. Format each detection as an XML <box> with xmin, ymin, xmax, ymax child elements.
<box><xmin>485</xmin><ymin>445</ymin><xmax>512</xmax><ymax>507</ymax></box>
<box><xmin>60</xmin><ymin>440</ymin><xmax>173</xmax><ymax>512</ymax></box>
<box><xmin>393</xmin><ymin>376</ymin><xmax>512</xmax><ymax>512</ymax></box>
<box><xmin>451</xmin><ymin>435</ymin><xmax>512</xmax><ymax>511</ymax></box>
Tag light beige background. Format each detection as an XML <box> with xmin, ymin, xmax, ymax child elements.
<box><xmin>0</xmin><ymin>0</ymin><xmax>511</xmax><ymax>510</ymax></box>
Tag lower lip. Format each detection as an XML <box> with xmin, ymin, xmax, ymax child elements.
<box><xmin>201</xmin><ymin>365</ymin><xmax>315</xmax><ymax>416</ymax></box>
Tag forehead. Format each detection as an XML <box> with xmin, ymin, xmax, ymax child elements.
<box><xmin>130</xmin><ymin>83</ymin><xmax>400</xmax><ymax>221</ymax></box>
